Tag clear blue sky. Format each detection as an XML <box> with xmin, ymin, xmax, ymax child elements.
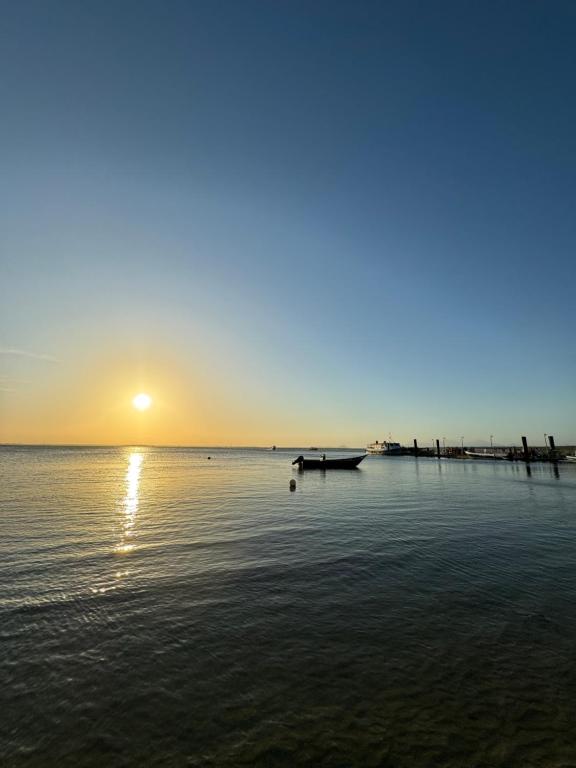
<box><xmin>1</xmin><ymin>0</ymin><xmax>575</xmax><ymax>445</ymax></box>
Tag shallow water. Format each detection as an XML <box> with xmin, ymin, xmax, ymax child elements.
<box><xmin>1</xmin><ymin>446</ymin><xmax>576</xmax><ymax>767</ymax></box>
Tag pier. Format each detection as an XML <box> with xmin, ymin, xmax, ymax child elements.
<box><xmin>399</xmin><ymin>436</ymin><xmax>575</xmax><ymax>462</ymax></box>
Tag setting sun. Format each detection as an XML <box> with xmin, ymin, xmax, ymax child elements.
<box><xmin>132</xmin><ymin>393</ymin><xmax>152</xmax><ymax>411</ymax></box>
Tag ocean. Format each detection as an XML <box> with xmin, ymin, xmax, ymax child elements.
<box><xmin>1</xmin><ymin>446</ymin><xmax>576</xmax><ymax>767</ymax></box>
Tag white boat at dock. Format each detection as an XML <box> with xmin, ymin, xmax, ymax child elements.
<box><xmin>465</xmin><ymin>450</ymin><xmax>509</xmax><ymax>460</ymax></box>
<box><xmin>565</xmin><ymin>455</ymin><xmax>576</xmax><ymax>462</ymax></box>
<box><xmin>366</xmin><ymin>440</ymin><xmax>403</xmax><ymax>455</ymax></box>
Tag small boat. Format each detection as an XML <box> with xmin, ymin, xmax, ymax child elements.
<box><xmin>366</xmin><ymin>440</ymin><xmax>402</xmax><ymax>455</ymax></box>
<box><xmin>465</xmin><ymin>450</ymin><xmax>508</xmax><ymax>460</ymax></box>
<box><xmin>292</xmin><ymin>454</ymin><xmax>366</xmax><ymax>470</ymax></box>
<box><xmin>565</xmin><ymin>455</ymin><xmax>576</xmax><ymax>462</ymax></box>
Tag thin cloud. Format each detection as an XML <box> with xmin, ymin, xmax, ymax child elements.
<box><xmin>0</xmin><ymin>376</ymin><xmax>31</xmax><ymax>384</ymax></box>
<box><xmin>0</xmin><ymin>348</ymin><xmax>59</xmax><ymax>362</ymax></box>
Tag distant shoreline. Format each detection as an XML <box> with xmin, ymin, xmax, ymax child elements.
<box><xmin>1</xmin><ymin>442</ymin><xmax>574</xmax><ymax>451</ymax></box>
<box><xmin>0</xmin><ymin>443</ymin><xmax>362</xmax><ymax>450</ymax></box>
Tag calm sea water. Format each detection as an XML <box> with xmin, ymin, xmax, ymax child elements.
<box><xmin>2</xmin><ymin>446</ymin><xmax>576</xmax><ymax>767</ymax></box>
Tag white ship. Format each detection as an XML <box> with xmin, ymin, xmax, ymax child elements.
<box><xmin>366</xmin><ymin>440</ymin><xmax>403</xmax><ymax>455</ymax></box>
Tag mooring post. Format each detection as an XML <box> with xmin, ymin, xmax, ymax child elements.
<box><xmin>413</xmin><ymin>438</ymin><xmax>418</xmax><ymax>456</ymax></box>
<box><xmin>436</xmin><ymin>439</ymin><xmax>441</xmax><ymax>459</ymax></box>
<box><xmin>521</xmin><ymin>436</ymin><xmax>530</xmax><ymax>462</ymax></box>
<box><xmin>548</xmin><ymin>435</ymin><xmax>557</xmax><ymax>462</ymax></box>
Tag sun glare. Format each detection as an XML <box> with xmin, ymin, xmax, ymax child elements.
<box><xmin>133</xmin><ymin>393</ymin><xmax>152</xmax><ymax>411</ymax></box>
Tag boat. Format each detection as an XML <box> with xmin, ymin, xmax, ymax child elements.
<box><xmin>292</xmin><ymin>454</ymin><xmax>366</xmax><ymax>470</ymax></box>
<box><xmin>465</xmin><ymin>450</ymin><xmax>510</xmax><ymax>460</ymax></box>
<box><xmin>366</xmin><ymin>440</ymin><xmax>402</xmax><ymax>455</ymax></box>
<box><xmin>565</xmin><ymin>455</ymin><xmax>576</xmax><ymax>462</ymax></box>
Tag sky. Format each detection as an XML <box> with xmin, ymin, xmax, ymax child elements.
<box><xmin>1</xmin><ymin>0</ymin><xmax>575</xmax><ymax>446</ymax></box>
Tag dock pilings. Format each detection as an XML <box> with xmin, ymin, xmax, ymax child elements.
<box><xmin>407</xmin><ymin>435</ymin><xmax>566</xmax><ymax>461</ymax></box>
<box><xmin>548</xmin><ymin>435</ymin><xmax>559</xmax><ymax>463</ymax></box>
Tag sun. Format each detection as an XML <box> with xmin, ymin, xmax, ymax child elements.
<box><xmin>132</xmin><ymin>393</ymin><xmax>152</xmax><ymax>411</ymax></box>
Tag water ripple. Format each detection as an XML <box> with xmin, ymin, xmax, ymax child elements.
<box><xmin>1</xmin><ymin>448</ymin><xmax>576</xmax><ymax>766</ymax></box>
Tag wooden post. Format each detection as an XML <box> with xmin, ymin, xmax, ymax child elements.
<box><xmin>436</xmin><ymin>439</ymin><xmax>441</xmax><ymax>459</ymax></box>
<box><xmin>413</xmin><ymin>438</ymin><xmax>418</xmax><ymax>456</ymax></box>
<box><xmin>521</xmin><ymin>436</ymin><xmax>530</xmax><ymax>462</ymax></box>
<box><xmin>548</xmin><ymin>435</ymin><xmax>557</xmax><ymax>463</ymax></box>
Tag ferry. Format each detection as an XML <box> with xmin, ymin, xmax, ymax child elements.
<box><xmin>366</xmin><ymin>440</ymin><xmax>402</xmax><ymax>455</ymax></box>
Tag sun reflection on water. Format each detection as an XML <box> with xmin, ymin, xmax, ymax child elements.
<box><xmin>115</xmin><ymin>451</ymin><xmax>143</xmax><ymax>556</ymax></box>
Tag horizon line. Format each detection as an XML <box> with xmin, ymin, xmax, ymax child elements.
<box><xmin>1</xmin><ymin>441</ymin><xmax>573</xmax><ymax>449</ymax></box>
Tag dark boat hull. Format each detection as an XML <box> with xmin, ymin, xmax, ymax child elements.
<box><xmin>293</xmin><ymin>455</ymin><xmax>366</xmax><ymax>470</ymax></box>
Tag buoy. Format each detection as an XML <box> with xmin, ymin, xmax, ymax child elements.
<box><xmin>289</xmin><ymin>479</ymin><xmax>296</xmax><ymax>491</ymax></box>
<box><xmin>207</xmin><ymin>456</ymin><xmax>211</xmax><ymax>460</ymax></box>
